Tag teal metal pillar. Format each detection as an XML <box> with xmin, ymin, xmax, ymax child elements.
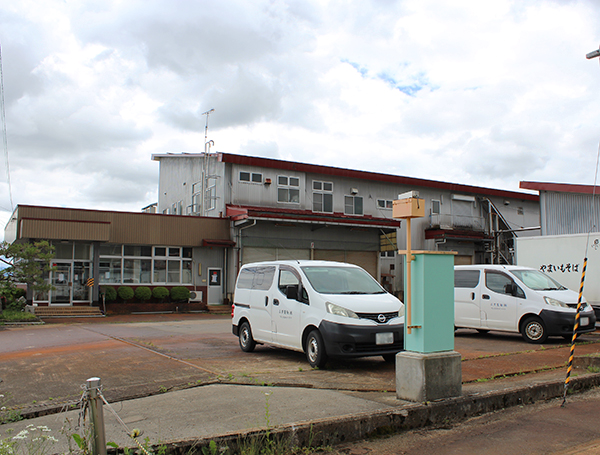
<box><xmin>404</xmin><ymin>252</ymin><xmax>455</xmax><ymax>353</ymax></box>
<box><xmin>393</xmin><ymin>194</ymin><xmax>462</xmax><ymax>402</ymax></box>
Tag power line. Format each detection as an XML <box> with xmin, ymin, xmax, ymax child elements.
<box><xmin>0</xmin><ymin>42</ymin><xmax>13</xmax><ymax>212</ymax></box>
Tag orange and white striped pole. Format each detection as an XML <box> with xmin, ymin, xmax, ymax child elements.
<box><xmin>562</xmin><ymin>257</ymin><xmax>587</xmax><ymax>406</ymax></box>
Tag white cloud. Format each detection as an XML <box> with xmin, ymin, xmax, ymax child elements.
<box><xmin>2</xmin><ymin>0</ymin><xmax>600</xmax><ymax>237</ymax></box>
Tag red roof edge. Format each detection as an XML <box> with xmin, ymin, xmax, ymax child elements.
<box><xmin>520</xmin><ymin>181</ymin><xmax>600</xmax><ymax>195</ymax></box>
<box><xmin>218</xmin><ymin>153</ymin><xmax>539</xmax><ymax>201</ymax></box>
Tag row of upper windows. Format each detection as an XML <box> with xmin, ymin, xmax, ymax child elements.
<box><xmin>238</xmin><ymin>171</ymin><xmax>395</xmax><ymax>216</ymax></box>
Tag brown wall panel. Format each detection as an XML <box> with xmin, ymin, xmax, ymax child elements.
<box><xmin>15</xmin><ymin>205</ymin><xmax>231</xmax><ymax>246</ymax></box>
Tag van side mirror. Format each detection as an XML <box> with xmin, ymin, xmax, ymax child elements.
<box><xmin>285</xmin><ymin>285</ymin><xmax>299</xmax><ymax>300</ymax></box>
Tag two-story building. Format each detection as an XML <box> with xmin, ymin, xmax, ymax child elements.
<box><xmin>153</xmin><ymin>152</ymin><xmax>540</xmax><ymax>301</ymax></box>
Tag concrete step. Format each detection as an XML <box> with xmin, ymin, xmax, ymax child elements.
<box><xmin>33</xmin><ymin>306</ymin><xmax>104</xmax><ymax>318</ymax></box>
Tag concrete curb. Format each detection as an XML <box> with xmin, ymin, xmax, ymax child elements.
<box><xmin>134</xmin><ymin>373</ymin><xmax>600</xmax><ymax>454</ymax></box>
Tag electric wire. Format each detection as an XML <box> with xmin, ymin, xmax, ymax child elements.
<box><xmin>0</xmin><ymin>42</ymin><xmax>13</xmax><ymax>212</ymax></box>
<box><xmin>561</xmin><ymin>125</ymin><xmax>600</xmax><ymax>407</ymax></box>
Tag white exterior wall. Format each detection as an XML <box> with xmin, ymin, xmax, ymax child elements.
<box><xmin>157</xmin><ymin>155</ymin><xmax>226</xmax><ymax>217</ymax></box>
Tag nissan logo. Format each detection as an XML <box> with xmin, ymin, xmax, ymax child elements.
<box><xmin>377</xmin><ymin>314</ymin><xmax>386</xmax><ymax>323</ymax></box>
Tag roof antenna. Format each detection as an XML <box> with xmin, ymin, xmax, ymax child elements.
<box><xmin>201</xmin><ymin>109</ymin><xmax>215</xmax><ymax>217</ymax></box>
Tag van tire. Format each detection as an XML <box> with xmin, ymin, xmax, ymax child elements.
<box><xmin>382</xmin><ymin>353</ymin><xmax>396</xmax><ymax>363</ymax></box>
<box><xmin>521</xmin><ymin>317</ymin><xmax>548</xmax><ymax>344</ymax></box>
<box><xmin>239</xmin><ymin>321</ymin><xmax>256</xmax><ymax>352</ymax></box>
<box><xmin>477</xmin><ymin>329</ymin><xmax>490</xmax><ymax>334</ymax></box>
<box><xmin>306</xmin><ymin>330</ymin><xmax>327</xmax><ymax>368</ymax></box>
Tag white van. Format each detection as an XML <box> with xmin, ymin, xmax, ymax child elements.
<box><xmin>232</xmin><ymin>260</ymin><xmax>405</xmax><ymax>368</ymax></box>
<box><xmin>454</xmin><ymin>265</ymin><xmax>597</xmax><ymax>343</ymax></box>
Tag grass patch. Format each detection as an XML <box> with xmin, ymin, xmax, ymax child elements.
<box><xmin>0</xmin><ymin>310</ymin><xmax>40</xmax><ymax>323</ymax></box>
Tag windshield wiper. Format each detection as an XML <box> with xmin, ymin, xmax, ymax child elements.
<box><xmin>340</xmin><ymin>291</ymin><xmax>368</xmax><ymax>294</ymax></box>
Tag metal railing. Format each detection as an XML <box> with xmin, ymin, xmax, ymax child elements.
<box><xmin>429</xmin><ymin>214</ymin><xmax>485</xmax><ymax>231</ymax></box>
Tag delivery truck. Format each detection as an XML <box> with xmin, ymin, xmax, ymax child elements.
<box><xmin>515</xmin><ymin>232</ymin><xmax>600</xmax><ymax>319</ymax></box>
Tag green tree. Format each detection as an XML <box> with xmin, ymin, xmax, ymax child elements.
<box><xmin>0</xmin><ymin>241</ymin><xmax>55</xmax><ymax>307</ymax></box>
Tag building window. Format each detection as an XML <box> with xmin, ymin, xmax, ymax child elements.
<box><xmin>123</xmin><ymin>259</ymin><xmax>152</xmax><ymax>283</ymax></box>
<box><xmin>205</xmin><ymin>177</ymin><xmax>217</xmax><ymax>211</ymax></box>
<box><xmin>99</xmin><ymin>245</ymin><xmax>192</xmax><ymax>285</ymax></box>
<box><xmin>312</xmin><ymin>181</ymin><xmax>333</xmax><ymax>213</ymax></box>
<box><xmin>239</xmin><ymin>171</ymin><xmax>262</xmax><ymax>183</ymax></box>
<box><xmin>431</xmin><ymin>199</ymin><xmax>441</xmax><ymax>215</ymax></box>
<box><xmin>377</xmin><ymin>199</ymin><xmax>393</xmax><ymax>210</ymax></box>
<box><xmin>277</xmin><ymin>175</ymin><xmax>300</xmax><ymax>203</ymax></box>
<box><xmin>190</xmin><ymin>182</ymin><xmax>202</xmax><ymax>214</ymax></box>
<box><xmin>344</xmin><ymin>195</ymin><xmax>363</xmax><ymax>215</ymax></box>
<box><xmin>99</xmin><ymin>258</ymin><xmax>122</xmax><ymax>284</ymax></box>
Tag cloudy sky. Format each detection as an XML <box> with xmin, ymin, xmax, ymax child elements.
<box><xmin>1</xmin><ymin>0</ymin><xmax>600</xmax><ymax>234</ymax></box>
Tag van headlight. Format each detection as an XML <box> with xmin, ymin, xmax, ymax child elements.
<box><xmin>326</xmin><ymin>302</ymin><xmax>359</xmax><ymax>319</ymax></box>
<box><xmin>544</xmin><ymin>297</ymin><xmax>569</xmax><ymax>308</ymax></box>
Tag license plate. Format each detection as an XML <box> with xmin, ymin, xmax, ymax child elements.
<box><xmin>581</xmin><ymin>317</ymin><xmax>589</xmax><ymax>326</ymax></box>
<box><xmin>376</xmin><ymin>332</ymin><xmax>394</xmax><ymax>345</ymax></box>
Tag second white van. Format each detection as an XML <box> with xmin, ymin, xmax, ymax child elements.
<box><xmin>455</xmin><ymin>265</ymin><xmax>597</xmax><ymax>343</ymax></box>
<box><xmin>232</xmin><ymin>260</ymin><xmax>405</xmax><ymax>368</ymax></box>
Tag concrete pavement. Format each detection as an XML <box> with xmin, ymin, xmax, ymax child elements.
<box><xmin>1</xmin><ymin>313</ymin><xmax>600</xmax><ymax>453</ymax></box>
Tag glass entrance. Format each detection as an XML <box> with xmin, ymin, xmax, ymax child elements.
<box><xmin>51</xmin><ymin>263</ymin><xmax>72</xmax><ymax>304</ymax></box>
<box><xmin>73</xmin><ymin>262</ymin><xmax>91</xmax><ymax>301</ymax></box>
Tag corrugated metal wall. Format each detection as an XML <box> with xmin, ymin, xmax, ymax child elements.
<box><xmin>542</xmin><ymin>192</ymin><xmax>600</xmax><ymax>235</ymax></box>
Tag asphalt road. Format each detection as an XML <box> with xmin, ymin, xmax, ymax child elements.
<box><xmin>1</xmin><ymin>314</ymin><xmax>600</xmax><ymax>453</ymax></box>
<box><xmin>1</xmin><ymin>314</ymin><xmax>600</xmax><ymax>411</ymax></box>
<box><xmin>330</xmin><ymin>387</ymin><xmax>600</xmax><ymax>455</ymax></box>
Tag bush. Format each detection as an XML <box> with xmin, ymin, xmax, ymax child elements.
<box><xmin>102</xmin><ymin>286</ymin><xmax>117</xmax><ymax>302</ymax></box>
<box><xmin>117</xmin><ymin>286</ymin><xmax>134</xmax><ymax>301</ymax></box>
<box><xmin>134</xmin><ymin>286</ymin><xmax>152</xmax><ymax>302</ymax></box>
<box><xmin>152</xmin><ymin>286</ymin><xmax>169</xmax><ymax>301</ymax></box>
<box><xmin>170</xmin><ymin>286</ymin><xmax>190</xmax><ymax>302</ymax></box>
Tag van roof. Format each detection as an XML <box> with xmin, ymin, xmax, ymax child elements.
<box><xmin>241</xmin><ymin>260</ymin><xmax>360</xmax><ymax>268</ymax></box>
<box><xmin>454</xmin><ymin>264</ymin><xmax>536</xmax><ymax>271</ymax></box>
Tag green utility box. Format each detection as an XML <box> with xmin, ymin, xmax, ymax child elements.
<box><xmin>404</xmin><ymin>251</ymin><xmax>455</xmax><ymax>354</ymax></box>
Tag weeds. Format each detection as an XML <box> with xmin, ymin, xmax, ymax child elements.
<box><xmin>0</xmin><ymin>394</ymin><xmax>23</xmax><ymax>425</ymax></box>
<box><xmin>0</xmin><ymin>425</ymin><xmax>58</xmax><ymax>455</ymax></box>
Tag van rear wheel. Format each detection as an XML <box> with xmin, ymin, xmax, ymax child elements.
<box><xmin>521</xmin><ymin>316</ymin><xmax>548</xmax><ymax>344</ymax></box>
<box><xmin>306</xmin><ymin>330</ymin><xmax>327</xmax><ymax>368</ymax></box>
<box><xmin>382</xmin><ymin>353</ymin><xmax>396</xmax><ymax>363</ymax></box>
<box><xmin>239</xmin><ymin>321</ymin><xmax>256</xmax><ymax>352</ymax></box>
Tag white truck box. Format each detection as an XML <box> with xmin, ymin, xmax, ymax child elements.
<box><xmin>516</xmin><ymin>233</ymin><xmax>600</xmax><ymax>310</ymax></box>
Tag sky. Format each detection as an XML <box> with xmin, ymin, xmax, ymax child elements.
<box><xmin>1</xmin><ymin>0</ymin><xmax>600</xmax><ymax>236</ymax></box>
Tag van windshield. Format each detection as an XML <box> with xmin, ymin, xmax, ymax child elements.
<box><xmin>301</xmin><ymin>266</ymin><xmax>386</xmax><ymax>294</ymax></box>
<box><xmin>511</xmin><ymin>269</ymin><xmax>567</xmax><ymax>291</ymax></box>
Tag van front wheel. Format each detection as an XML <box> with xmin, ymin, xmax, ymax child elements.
<box><xmin>306</xmin><ymin>330</ymin><xmax>327</xmax><ymax>368</ymax></box>
<box><xmin>239</xmin><ymin>321</ymin><xmax>256</xmax><ymax>352</ymax></box>
<box><xmin>521</xmin><ymin>317</ymin><xmax>548</xmax><ymax>344</ymax></box>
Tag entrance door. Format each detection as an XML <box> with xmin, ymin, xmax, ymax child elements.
<box><xmin>51</xmin><ymin>262</ymin><xmax>72</xmax><ymax>305</ymax></box>
<box><xmin>207</xmin><ymin>268</ymin><xmax>223</xmax><ymax>305</ymax></box>
<box><xmin>72</xmin><ymin>262</ymin><xmax>91</xmax><ymax>302</ymax></box>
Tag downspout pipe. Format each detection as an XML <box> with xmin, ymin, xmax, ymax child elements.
<box><xmin>237</xmin><ymin>219</ymin><xmax>257</xmax><ymax>273</ymax></box>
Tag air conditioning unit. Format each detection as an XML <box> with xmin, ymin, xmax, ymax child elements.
<box><xmin>189</xmin><ymin>291</ymin><xmax>203</xmax><ymax>302</ymax></box>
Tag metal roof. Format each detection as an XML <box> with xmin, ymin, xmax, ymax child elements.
<box><xmin>152</xmin><ymin>152</ymin><xmax>539</xmax><ymax>201</ymax></box>
<box><xmin>520</xmin><ymin>181</ymin><xmax>600</xmax><ymax>195</ymax></box>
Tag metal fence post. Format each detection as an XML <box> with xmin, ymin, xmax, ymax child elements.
<box><xmin>86</xmin><ymin>377</ymin><xmax>107</xmax><ymax>455</ymax></box>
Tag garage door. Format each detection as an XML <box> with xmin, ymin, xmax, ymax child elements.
<box><xmin>313</xmin><ymin>250</ymin><xmax>378</xmax><ymax>279</ymax></box>
<box><xmin>242</xmin><ymin>247</ymin><xmax>310</xmax><ymax>265</ymax></box>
